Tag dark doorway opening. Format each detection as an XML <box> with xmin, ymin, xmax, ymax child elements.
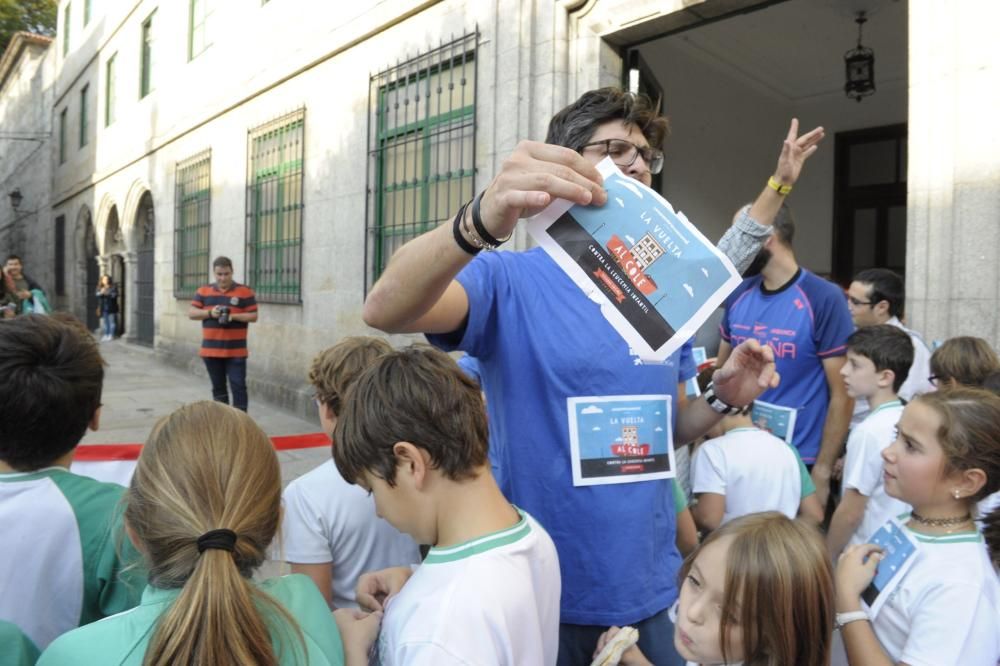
<box><xmin>110</xmin><ymin>254</ymin><xmax>126</xmax><ymax>337</ymax></box>
<box><xmin>135</xmin><ymin>193</ymin><xmax>155</xmax><ymax>347</ymax></box>
<box><xmin>84</xmin><ymin>216</ymin><xmax>100</xmax><ymax>331</ymax></box>
<box><xmin>832</xmin><ymin>123</ymin><xmax>907</xmax><ymax>285</ymax></box>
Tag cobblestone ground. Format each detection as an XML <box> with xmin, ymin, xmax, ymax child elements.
<box><xmin>81</xmin><ymin>339</ymin><xmax>330</xmax><ymax>578</ymax></box>
<box><xmin>82</xmin><ymin>339</ymin><xmax>329</xmax><ymax>485</ymax></box>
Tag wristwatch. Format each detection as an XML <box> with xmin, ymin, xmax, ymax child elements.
<box><xmin>703</xmin><ymin>382</ymin><xmax>742</xmax><ymax>416</ymax></box>
<box><xmin>834</xmin><ymin>610</ymin><xmax>869</xmax><ymax>630</ymax></box>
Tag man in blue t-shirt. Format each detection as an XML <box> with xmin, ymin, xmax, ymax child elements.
<box><xmin>360</xmin><ymin>88</ymin><xmax>824</xmax><ymax>666</ymax></box>
<box><xmin>718</xmin><ymin>206</ymin><xmax>854</xmax><ymax>508</ymax></box>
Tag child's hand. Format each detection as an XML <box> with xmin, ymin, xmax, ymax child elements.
<box><xmin>835</xmin><ymin>543</ymin><xmax>883</xmax><ymax>610</ymax></box>
<box><xmin>355</xmin><ymin>566</ymin><xmax>414</xmax><ymax>612</ymax></box>
<box><xmin>333</xmin><ymin>608</ymin><xmax>383</xmax><ymax>666</ymax></box>
<box><xmin>592</xmin><ymin>627</ymin><xmax>652</xmax><ymax>666</ymax></box>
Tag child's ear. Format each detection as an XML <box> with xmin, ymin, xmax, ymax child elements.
<box><xmin>877</xmin><ymin>368</ymin><xmax>895</xmax><ymax>389</ymax></box>
<box><xmin>951</xmin><ymin>467</ymin><xmax>987</xmax><ymax>501</ymax></box>
<box><xmin>392</xmin><ymin>442</ymin><xmax>429</xmax><ymax>488</ymax></box>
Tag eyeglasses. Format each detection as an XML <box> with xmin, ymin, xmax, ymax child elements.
<box><xmin>579</xmin><ymin>139</ymin><xmax>664</xmax><ymax>175</ymax></box>
<box><xmin>847</xmin><ymin>296</ymin><xmax>874</xmax><ymax>307</ymax></box>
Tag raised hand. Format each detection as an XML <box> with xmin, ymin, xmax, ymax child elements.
<box><xmin>477</xmin><ymin>141</ymin><xmax>608</xmax><ymax>241</ymax></box>
<box><xmin>712</xmin><ymin>338</ymin><xmax>780</xmax><ymax>407</ymax></box>
<box><xmin>773</xmin><ymin>118</ymin><xmax>825</xmax><ymax>187</ymax></box>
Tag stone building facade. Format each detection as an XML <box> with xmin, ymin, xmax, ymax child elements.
<box><xmin>1</xmin><ymin>0</ymin><xmax>997</xmax><ymax>417</ymax></box>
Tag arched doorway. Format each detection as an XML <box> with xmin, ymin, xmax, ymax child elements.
<box><xmin>81</xmin><ymin>210</ymin><xmax>100</xmax><ymax>330</ymax></box>
<box><xmin>104</xmin><ymin>206</ymin><xmax>127</xmax><ymax>338</ymax></box>
<box><xmin>134</xmin><ymin>192</ymin><xmax>155</xmax><ymax>346</ymax></box>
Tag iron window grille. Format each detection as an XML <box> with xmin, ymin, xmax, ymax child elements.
<box><xmin>174</xmin><ymin>150</ymin><xmax>212</xmax><ymax>298</ymax></box>
<box><xmin>365</xmin><ymin>31</ymin><xmax>478</xmax><ymax>292</ymax></box>
<box><xmin>245</xmin><ymin>109</ymin><xmax>305</xmax><ymax>304</ymax></box>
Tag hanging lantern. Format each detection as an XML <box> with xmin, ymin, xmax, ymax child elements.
<box><xmin>844</xmin><ymin>12</ymin><xmax>875</xmax><ymax>102</ymax></box>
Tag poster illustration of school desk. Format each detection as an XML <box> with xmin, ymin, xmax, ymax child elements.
<box><xmin>527</xmin><ymin>158</ymin><xmax>742</xmax><ymax>363</ymax></box>
<box><xmin>567</xmin><ymin>395</ymin><xmax>675</xmax><ymax>486</ymax></box>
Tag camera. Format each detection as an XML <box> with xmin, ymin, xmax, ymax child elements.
<box><xmin>218</xmin><ymin>306</ymin><xmax>231</xmax><ymax>324</ymax></box>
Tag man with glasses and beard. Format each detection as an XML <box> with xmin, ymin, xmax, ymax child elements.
<box><xmin>717</xmin><ymin>205</ymin><xmax>854</xmax><ymax>511</ymax></box>
<box><xmin>359</xmin><ymin>87</ymin><xmax>823</xmax><ymax>666</ymax></box>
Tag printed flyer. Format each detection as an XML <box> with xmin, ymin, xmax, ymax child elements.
<box><xmin>685</xmin><ymin>346</ymin><xmax>708</xmax><ymax>397</ymax></box>
<box><xmin>567</xmin><ymin>394</ymin><xmax>675</xmax><ymax>486</ymax></box>
<box><xmin>861</xmin><ymin>518</ymin><xmax>919</xmax><ymax>617</ymax></box>
<box><xmin>751</xmin><ymin>399</ymin><xmax>798</xmax><ymax>445</ymax></box>
<box><xmin>527</xmin><ymin>158</ymin><xmax>741</xmax><ymax>363</ymax></box>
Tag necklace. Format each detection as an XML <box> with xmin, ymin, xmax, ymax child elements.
<box><xmin>909</xmin><ymin>510</ymin><xmax>972</xmax><ymax>528</ymax></box>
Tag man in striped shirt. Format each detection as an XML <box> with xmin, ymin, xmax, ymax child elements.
<box><xmin>188</xmin><ymin>256</ymin><xmax>258</xmax><ymax>411</ymax></box>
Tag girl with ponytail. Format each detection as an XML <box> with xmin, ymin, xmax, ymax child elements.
<box><xmin>39</xmin><ymin>401</ymin><xmax>377</xmax><ymax>665</ymax></box>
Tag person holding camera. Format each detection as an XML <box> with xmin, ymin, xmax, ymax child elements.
<box><xmin>187</xmin><ymin>256</ymin><xmax>258</xmax><ymax>411</ymax></box>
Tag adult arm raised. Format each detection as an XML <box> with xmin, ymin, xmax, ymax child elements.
<box><xmin>362</xmin><ymin>141</ymin><xmax>606</xmax><ymax>334</ymax></box>
<box><xmin>719</xmin><ymin>119</ymin><xmax>824</xmax><ymax>272</ymax></box>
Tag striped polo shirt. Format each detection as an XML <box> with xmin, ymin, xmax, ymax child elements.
<box><xmin>192</xmin><ymin>282</ymin><xmax>258</xmax><ymax>358</ymax></box>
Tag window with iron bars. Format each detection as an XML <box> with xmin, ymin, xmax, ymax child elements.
<box><xmin>365</xmin><ymin>32</ymin><xmax>477</xmax><ymax>291</ymax></box>
<box><xmin>245</xmin><ymin>109</ymin><xmax>304</xmax><ymax>303</ymax></box>
<box><xmin>174</xmin><ymin>150</ymin><xmax>211</xmax><ymax>298</ymax></box>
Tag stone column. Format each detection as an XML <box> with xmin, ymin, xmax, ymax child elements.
<box><xmin>906</xmin><ymin>1</ymin><xmax>1000</xmax><ymax>347</ymax></box>
<box><xmin>123</xmin><ymin>251</ymin><xmax>139</xmax><ymax>343</ymax></box>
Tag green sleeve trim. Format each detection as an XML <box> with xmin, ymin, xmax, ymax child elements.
<box><xmin>792</xmin><ymin>446</ymin><xmax>816</xmax><ymax>497</ymax></box>
<box><xmin>671</xmin><ymin>480</ymin><xmax>688</xmax><ymax>512</ymax></box>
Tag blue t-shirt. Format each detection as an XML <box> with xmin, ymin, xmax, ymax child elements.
<box><xmin>429</xmin><ymin>248</ymin><xmax>696</xmax><ymax>626</ymax></box>
<box><xmin>720</xmin><ymin>268</ymin><xmax>852</xmax><ymax>463</ymax></box>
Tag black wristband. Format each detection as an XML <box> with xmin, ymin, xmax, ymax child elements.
<box><xmin>452</xmin><ymin>201</ymin><xmax>479</xmax><ymax>255</ymax></box>
<box><xmin>471</xmin><ymin>191</ymin><xmax>507</xmax><ymax>248</ymax></box>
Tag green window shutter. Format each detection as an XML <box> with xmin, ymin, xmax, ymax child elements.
<box><xmin>366</xmin><ymin>33</ymin><xmax>478</xmax><ymax>291</ymax></box>
<box><xmin>174</xmin><ymin>151</ymin><xmax>213</xmax><ymax>298</ymax></box>
<box><xmin>245</xmin><ymin>110</ymin><xmax>305</xmax><ymax>303</ymax></box>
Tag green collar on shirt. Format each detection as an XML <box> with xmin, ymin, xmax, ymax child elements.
<box><xmin>424</xmin><ymin>507</ymin><xmax>530</xmax><ymax>564</ymax></box>
<box><xmin>869</xmin><ymin>399</ymin><xmax>903</xmax><ymax>415</ymax></box>
<box><xmin>140</xmin><ymin>585</ymin><xmax>184</xmax><ymax>606</ymax></box>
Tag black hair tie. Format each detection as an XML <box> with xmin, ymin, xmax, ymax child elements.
<box><xmin>197</xmin><ymin>528</ymin><xmax>238</xmax><ymax>554</ymax></box>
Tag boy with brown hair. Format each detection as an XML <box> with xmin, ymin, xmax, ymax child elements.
<box><xmin>333</xmin><ymin>345</ymin><xmax>560</xmax><ymax>665</ymax></box>
<box><xmin>827</xmin><ymin>324</ymin><xmax>913</xmax><ymax>558</ymax></box>
<box><xmin>0</xmin><ymin>315</ymin><xmax>144</xmax><ymax>655</ymax></box>
<box><xmin>281</xmin><ymin>337</ymin><xmax>420</xmax><ymax>609</ymax></box>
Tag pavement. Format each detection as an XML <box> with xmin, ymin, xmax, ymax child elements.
<box><xmin>80</xmin><ymin>338</ymin><xmax>330</xmax><ymax>487</ymax></box>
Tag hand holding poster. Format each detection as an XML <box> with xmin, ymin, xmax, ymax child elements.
<box><xmin>527</xmin><ymin>158</ymin><xmax>742</xmax><ymax>363</ymax></box>
<box><xmin>861</xmin><ymin>518</ymin><xmax>919</xmax><ymax>618</ymax></box>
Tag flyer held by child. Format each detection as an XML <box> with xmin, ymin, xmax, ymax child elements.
<box><xmin>527</xmin><ymin>157</ymin><xmax>742</xmax><ymax>363</ymax></box>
